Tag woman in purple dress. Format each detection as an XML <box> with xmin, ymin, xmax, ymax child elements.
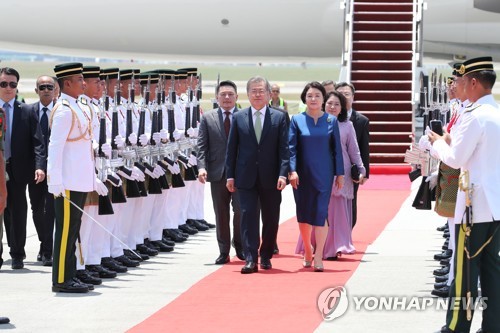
<box><xmin>290</xmin><ymin>82</ymin><xmax>344</xmax><ymax>271</ymax></box>
<box><xmin>323</xmin><ymin>91</ymin><xmax>365</xmax><ymax>259</ymax></box>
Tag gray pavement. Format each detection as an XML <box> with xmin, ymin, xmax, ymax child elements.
<box><xmin>0</xmin><ymin>180</ymin><xmax>484</xmax><ymax>332</ymax></box>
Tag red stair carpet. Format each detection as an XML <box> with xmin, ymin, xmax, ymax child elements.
<box><xmin>128</xmin><ymin>175</ymin><xmax>410</xmax><ymax>333</ymax></box>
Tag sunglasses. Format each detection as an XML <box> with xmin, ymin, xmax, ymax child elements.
<box><xmin>38</xmin><ymin>84</ymin><xmax>54</xmax><ymax>91</ymax></box>
<box><xmin>0</xmin><ymin>81</ymin><xmax>18</xmax><ymax>89</ymax></box>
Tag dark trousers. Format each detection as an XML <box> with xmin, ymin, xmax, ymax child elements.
<box><xmin>53</xmin><ymin>191</ymin><xmax>87</xmax><ymax>285</ymax></box>
<box><xmin>446</xmin><ymin>222</ymin><xmax>500</xmax><ymax>333</ymax></box>
<box><xmin>352</xmin><ymin>182</ymin><xmax>359</xmax><ymax>228</ymax></box>
<box><xmin>238</xmin><ymin>182</ymin><xmax>281</xmax><ymax>262</ymax></box>
<box><xmin>3</xmin><ymin>165</ymin><xmax>29</xmax><ymax>259</ymax></box>
<box><xmin>28</xmin><ymin>179</ymin><xmax>55</xmax><ymax>257</ymax></box>
<box><xmin>210</xmin><ymin>179</ymin><xmax>241</xmax><ymax>255</ymax></box>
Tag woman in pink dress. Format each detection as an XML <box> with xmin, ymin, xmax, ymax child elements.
<box><xmin>323</xmin><ymin>91</ymin><xmax>365</xmax><ymax>259</ymax></box>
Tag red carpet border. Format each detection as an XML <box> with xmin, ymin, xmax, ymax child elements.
<box><xmin>128</xmin><ymin>175</ymin><xmax>410</xmax><ymax>333</ymax></box>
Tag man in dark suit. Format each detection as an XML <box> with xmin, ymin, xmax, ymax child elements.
<box><xmin>225</xmin><ymin>76</ymin><xmax>289</xmax><ymax>274</ymax></box>
<box><xmin>198</xmin><ymin>80</ymin><xmax>244</xmax><ymax>265</ymax></box>
<box><xmin>0</xmin><ymin>67</ymin><xmax>46</xmax><ymax>269</ymax></box>
<box><xmin>28</xmin><ymin>75</ymin><xmax>56</xmax><ymax>266</ymax></box>
<box><xmin>336</xmin><ymin>82</ymin><xmax>370</xmax><ymax>229</ymax></box>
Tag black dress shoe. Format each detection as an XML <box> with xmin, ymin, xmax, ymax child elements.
<box><xmin>11</xmin><ymin>258</ymin><xmax>24</xmax><ymax>270</ymax></box>
<box><xmin>442</xmin><ymin>240</ymin><xmax>449</xmax><ymax>250</ymax></box>
<box><xmin>42</xmin><ymin>254</ymin><xmax>53</xmax><ymax>267</ymax></box>
<box><xmin>0</xmin><ymin>317</ymin><xmax>10</xmax><ymax>325</ymax></box>
<box><xmin>235</xmin><ymin>249</ymin><xmax>245</xmax><ymax>261</ymax></box>
<box><xmin>101</xmin><ymin>257</ymin><xmax>127</xmax><ymax>273</ymax></box>
<box><xmin>37</xmin><ymin>252</ymin><xmax>42</xmax><ymax>262</ymax></box>
<box><xmin>123</xmin><ymin>249</ymin><xmax>144</xmax><ymax>262</ymax></box>
<box><xmin>260</xmin><ymin>258</ymin><xmax>272</xmax><ymax>270</ymax></box>
<box><xmin>434</xmin><ymin>281</ymin><xmax>448</xmax><ymax>289</ymax></box>
<box><xmin>114</xmin><ymin>255</ymin><xmax>140</xmax><ymax>267</ymax></box>
<box><xmin>435</xmin><ymin>274</ymin><xmax>449</xmax><ymax>283</ymax></box>
<box><xmin>241</xmin><ymin>261</ymin><xmax>258</xmax><ymax>274</ymax></box>
<box><xmin>76</xmin><ymin>269</ymin><xmax>102</xmax><ymax>285</ymax></box>
<box><xmin>137</xmin><ymin>244</ymin><xmax>159</xmax><ymax>256</ymax></box>
<box><xmin>431</xmin><ymin>286</ymin><xmax>450</xmax><ymax>298</ymax></box>
<box><xmin>52</xmin><ymin>278</ymin><xmax>89</xmax><ymax>293</ymax></box>
<box><xmin>443</xmin><ymin>231</ymin><xmax>450</xmax><ymax>239</ymax></box>
<box><xmin>161</xmin><ymin>237</ymin><xmax>176</xmax><ymax>247</ymax></box>
<box><xmin>437</xmin><ymin>224</ymin><xmax>448</xmax><ymax>232</ymax></box>
<box><xmin>440</xmin><ymin>258</ymin><xmax>451</xmax><ymax>266</ymax></box>
<box><xmin>73</xmin><ymin>277</ymin><xmax>94</xmax><ymax>290</ymax></box>
<box><xmin>164</xmin><ymin>229</ymin><xmax>187</xmax><ymax>243</ymax></box>
<box><xmin>325</xmin><ymin>256</ymin><xmax>339</xmax><ymax>261</ymax></box>
<box><xmin>434</xmin><ymin>249</ymin><xmax>453</xmax><ymax>261</ymax></box>
<box><xmin>86</xmin><ymin>264</ymin><xmax>117</xmax><ymax>279</ymax></box>
<box><xmin>179</xmin><ymin>223</ymin><xmax>198</xmax><ymax>235</ymax></box>
<box><xmin>434</xmin><ymin>265</ymin><xmax>450</xmax><ymax>276</ymax></box>
<box><xmin>187</xmin><ymin>219</ymin><xmax>209</xmax><ymax>231</ymax></box>
<box><xmin>197</xmin><ymin>219</ymin><xmax>215</xmax><ymax>228</ymax></box>
<box><xmin>150</xmin><ymin>240</ymin><xmax>174</xmax><ymax>252</ymax></box>
<box><xmin>215</xmin><ymin>254</ymin><xmax>230</xmax><ymax>265</ymax></box>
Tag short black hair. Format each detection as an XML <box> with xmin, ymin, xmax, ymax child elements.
<box><xmin>0</xmin><ymin>67</ymin><xmax>20</xmax><ymax>81</ymax></box>
<box><xmin>300</xmin><ymin>81</ymin><xmax>326</xmax><ymax>104</ymax></box>
<box><xmin>325</xmin><ymin>91</ymin><xmax>348</xmax><ymax>122</ymax></box>
<box><xmin>335</xmin><ymin>81</ymin><xmax>356</xmax><ymax>94</ymax></box>
<box><xmin>466</xmin><ymin>70</ymin><xmax>497</xmax><ymax>90</ymax></box>
<box><xmin>216</xmin><ymin>80</ymin><xmax>238</xmax><ymax>94</ymax></box>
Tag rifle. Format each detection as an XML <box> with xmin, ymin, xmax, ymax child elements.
<box><xmin>97</xmin><ymin>92</ymin><xmax>114</xmax><ymax>215</ymax></box>
<box><xmin>109</xmin><ymin>85</ymin><xmax>127</xmax><ymax>203</ymax></box>
<box><xmin>212</xmin><ymin>73</ymin><xmax>220</xmax><ymax>109</ymax></box>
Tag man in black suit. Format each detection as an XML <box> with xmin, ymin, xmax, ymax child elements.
<box><xmin>225</xmin><ymin>76</ymin><xmax>289</xmax><ymax>274</ymax></box>
<box><xmin>28</xmin><ymin>75</ymin><xmax>56</xmax><ymax>266</ymax></box>
<box><xmin>198</xmin><ymin>80</ymin><xmax>243</xmax><ymax>265</ymax></box>
<box><xmin>0</xmin><ymin>67</ymin><xmax>46</xmax><ymax>269</ymax></box>
<box><xmin>336</xmin><ymin>82</ymin><xmax>370</xmax><ymax>229</ymax></box>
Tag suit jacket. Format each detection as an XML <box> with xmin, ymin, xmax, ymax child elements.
<box><xmin>197</xmin><ymin>107</ymin><xmax>237</xmax><ymax>182</ymax></box>
<box><xmin>8</xmin><ymin>101</ymin><xmax>45</xmax><ymax>183</ymax></box>
<box><xmin>225</xmin><ymin>106</ymin><xmax>289</xmax><ymax>189</ymax></box>
<box><xmin>350</xmin><ymin>109</ymin><xmax>370</xmax><ymax>178</ymax></box>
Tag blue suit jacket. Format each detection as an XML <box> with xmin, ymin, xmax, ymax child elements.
<box><xmin>225</xmin><ymin>106</ymin><xmax>289</xmax><ymax>190</ymax></box>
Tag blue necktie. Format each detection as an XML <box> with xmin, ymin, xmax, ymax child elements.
<box><xmin>3</xmin><ymin>102</ymin><xmax>11</xmax><ymax>160</ymax></box>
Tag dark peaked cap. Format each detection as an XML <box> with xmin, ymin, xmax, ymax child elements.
<box><xmin>54</xmin><ymin>62</ymin><xmax>83</xmax><ymax>79</ymax></box>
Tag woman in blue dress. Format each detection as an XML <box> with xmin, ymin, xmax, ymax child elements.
<box><xmin>289</xmin><ymin>81</ymin><xmax>344</xmax><ymax>271</ymax></box>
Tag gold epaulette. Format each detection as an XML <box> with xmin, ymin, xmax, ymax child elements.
<box><xmin>62</xmin><ymin>99</ymin><xmax>70</xmax><ymax>107</ymax></box>
<box><xmin>464</xmin><ymin>104</ymin><xmax>481</xmax><ymax>113</ymax></box>
<box><xmin>78</xmin><ymin>97</ymin><xmax>88</xmax><ymax>105</ymax></box>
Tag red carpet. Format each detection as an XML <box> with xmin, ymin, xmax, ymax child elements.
<box><xmin>128</xmin><ymin>175</ymin><xmax>410</xmax><ymax>333</ymax></box>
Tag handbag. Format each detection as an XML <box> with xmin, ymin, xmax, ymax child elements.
<box><xmin>412</xmin><ymin>176</ymin><xmax>434</xmax><ymax>210</ymax></box>
<box><xmin>350</xmin><ymin>164</ymin><xmax>360</xmax><ymax>180</ymax></box>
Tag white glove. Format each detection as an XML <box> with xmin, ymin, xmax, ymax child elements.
<box><xmin>173</xmin><ymin>130</ymin><xmax>183</xmax><ymax>140</ymax></box>
<box><xmin>48</xmin><ymin>184</ymin><xmax>65</xmax><ymax>197</ymax></box>
<box><xmin>160</xmin><ymin>129</ymin><xmax>169</xmax><ymax>141</ymax></box>
<box><xmin>425</xmin><ymin>171</ymin><xmax>438</xmax><ymax>190</ymax></box>
<box><xmin>139</xmin><ymin>134</ymin><xmax>149</xmax><ymax>146</ymax></box>
<box><xmin>117</xmin><ymin>168</ymin><xmax>134</xmax><ymax>181</ymax></box>
<box><xmin>152</xmin><ymin>132</ymin><xmax>161</xmax><ymax>144</ymax></box>
<box><xmin>154</xmin><ymin>165</ymin><xmax>165</xmax><ymax>177</ymax></box>
<box><xmin>128</xmin><ymin>133</ymin><xmax>138</xmax><ymax>145</ymax></box>
<box><xmin>187</xmin><ymin>127</ymin><xmax>195</xmax><ymax>137</ymax></box>
<box><xmin>188</xmin><ymin>154</ymin><xmax>198</xmax><ymax>166</ymax></box>
<box><xmin>144</xmin><ymin>166</ymin><xmax>158</xmax><ymax>179</ymax></box>
<box><xmin>167</xmin><ymin>162</ymin><xmax>180</xmax><ymax>174</ymax></box>
<box><xmin>132</xmin><ymin>166</ymin><xmax>146</xmax><ymax>182</ymax></box>
<box><xmin>114</xmin><ymin>134</ymin><xmax>126</xmax><ymax>149</ymax></box>
<box><xmin>94</xmin><ymin>177</ymin><xmax>109</xmax><ymax>196</ymax></box>
<box><xmin>92</xmin><ymin>140</ymin><xmax>99</xmax><ymax>151</ymax></box>
<box><xmin>418</xmin><ymin>133</ymin><xmax>432</xmax><ymax>151</ymax></box>
<box><xmin>101</xmin><ymin>143</ymin><xmax>112</xmax><ymax>158</ymax></box>
<box><xmin>192</xmin><ymin>128</ymin><xmax>199</xmax><ymax>137</ymax></box>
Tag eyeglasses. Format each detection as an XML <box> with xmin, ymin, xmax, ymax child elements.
<box><xmin>0</xmin><ymin>81</ymin><xmax>18</xmax><ymax>89</ymax></box>
<box><xmin>38</xmin><ymin>84</ymin><xmax>54</xmax><ymax>91</ymax></box>
<box><xmin>250</xmin><ymin>89</ymin><xmax>266</xmax><ymax>96</ymax></box>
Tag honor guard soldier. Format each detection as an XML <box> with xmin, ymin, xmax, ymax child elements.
<box><xmin>429</xmin><ymin>57</ymin><xmax>500</xmax><ymax>333</ymax></box>
<box><xmin>49</xmin><ymin>63</ymin><xmax>108</xmax><ymax>293</ymax></box>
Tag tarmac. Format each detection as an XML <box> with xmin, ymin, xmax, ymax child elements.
<box><xmin>0</xmin><ymin>179</ymin><xmax>485</xmax><ymax>333</ymax></box>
